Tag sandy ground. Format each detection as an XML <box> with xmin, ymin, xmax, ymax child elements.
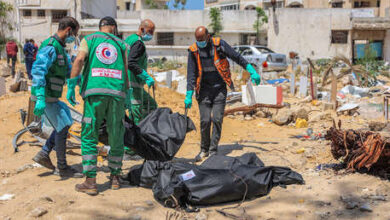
<box><xmin>0</xmin><ymin>61</ymin><xmax>390</xmax><ymax>220</ymax></box>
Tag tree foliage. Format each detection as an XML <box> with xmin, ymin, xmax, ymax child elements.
<box><xmin>209</xmin><ymin>7</ymin><xmax>223</xmax><ymax>36</ymax></box>
<box><xmin>173</xmin><ymin>0</ymin><xmax>187</xmax><ymax>10</ymax></box>
<box><xmin>145</xmin><ymin>0</ymin><xmax>159</xmax><ymax>9</ymax></box>
<box><xmin>253</xmin><ymin>7</ymin><xmax>268</xmax><ymax>44</ymax></box>
<box><xmin>0</xmin><ymin>1</ymin><xmax>13</xmax><ymax>56</ymax></box>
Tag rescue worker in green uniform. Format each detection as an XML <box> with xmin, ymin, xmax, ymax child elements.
<box><xmin>67</xmin><ymin>17</ymin><xmax>128</xmax><ymax>195</ymax></box>
<box><xmin>31</xmin><ymin>16</ymin><xmax>83</xmax><ymax>178</ymax></box>
<box><xmin>124</xmin><ymin>19</ymin><xmax>156</xmax><ymax>156</ymax></box>
<box><xmin>125</xmin><ymin>19</ymin><xmax>156</xmax><ymax>124</ymax></box>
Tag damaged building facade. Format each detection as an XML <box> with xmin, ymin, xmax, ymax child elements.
<box><xmin>268</xmin><ymin>8</ymin><xmax>390</xmax><ymax>62</ymax></box>
<box><xmin>4</xmin><ymin>0</ymin><xmax>390</xmax><ymax>63</ymax></box>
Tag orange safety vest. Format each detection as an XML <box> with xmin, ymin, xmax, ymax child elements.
<box><xmin>188</xmin><ymin>37</ymin><xmax>233</xmax><ymax>94</ymax></box>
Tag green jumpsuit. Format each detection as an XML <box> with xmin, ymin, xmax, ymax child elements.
<box><xmin>80</xmin><ymin>32</ymin><xmax>127</xmax><ymax>178</ymax></box>
<box><xmin>125</xmin><ymin>34</ymin><xmax>157</xmax><ymax>125</ymax></box>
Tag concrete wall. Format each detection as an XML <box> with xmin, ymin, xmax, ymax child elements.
<box><xmin>380</xmin><ymin>0</ymin><xmax>390</xmax><ymax>17</ymax></box>
<box><xmin>268</xmin><ymin>8</ymin><xmax>353</xmax><ymax>60</ymax></box>
<box><xmin>384</xmin><ymin>30</ymin><xmax>390</xmax><ymax>62</ymax></box>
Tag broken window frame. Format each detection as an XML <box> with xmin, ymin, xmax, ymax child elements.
<box><xmin>353</xmin><ymin>1</ymin><xmax>371</xmax><ymax>8</ymax></box>
<box><xmin>331</xmin><ymin>2</ymin><xmax>343</xmax><ymax>8</ymax></box>
<box><xmin>37</xmin><ymin>10</ymin><xmax>45</xmax><ymax>17</ymax></box>
<box><xmin>23</xmin><ymin>9</ymin><xmax>32</xmax><ymax>17</ymax></box>
<box><xmin>157</xmin><ymin>32</ymin><xmax>174</xmax><ymax>46</ymax></box>
<box><xmin>331</xmin><ymin>30</ymin><xmax>349</xmax><ymax>44</ymax></box>
<box><xmin>51</xmin><ymin>10</ymin><xmax>68</xmax><ymax>23</ymax></box>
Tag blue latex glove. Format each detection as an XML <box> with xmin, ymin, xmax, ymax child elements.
<box><xmin>125</xmin><ymin>89</ymin><xmax>132</xmax><ymax>110</ymax></box>
<box><xmin>184</xmin><ymin>90</ymin><xmax>194</xmax><ymax>109</ymax></box>
<box><xmin>33</xmin><ymin>86</ymin><xmax>46</xmax><ymax>116</ymax></box>
<box><xmin>137</xmin><ymin>70</ymin><xmax>155</xmax><ymax>87</ymax></box>
<box><xmin>246</xmin><ymin>64</ymin><xmax>261</xmax><ymax>85</ymax></box>
<box><xmin>66</xmin><ymin>76</ymin><xmax>79</xmax><ymax>106</ymax></box>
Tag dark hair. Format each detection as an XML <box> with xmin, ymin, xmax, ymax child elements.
<box><xmin>58</xmin><ymin>16</ymin><xmax>79</xmax><ymax>32</ymax></box>
<box><xmin>99</xmin><ymin>16</ymin><xmax>117</xmax><ymax>29</ymax></box>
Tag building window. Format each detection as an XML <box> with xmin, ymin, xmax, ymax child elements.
<box><xmin>263</xmin><ymin>2</ymin><xmax>284</xmax><ymax>11</ymax></box>
<box><xmin>52</xmin><ymin>10</ymin><xmax>67</xmax><ymax>23</ymax></box>
<box><xmin>331</xmin><ymin>30</ymin><xmax>348</xmax><ymax>44</ymax></box>
<box><xmin>244</xmin><ymin>5</ymin><xmax>256</xmax><ymax>10</ymax></box>
<box><xmin>157</xmin><ymin>32</ymin><xmax>174</xmax><ymax>45</ymax></box>
<box><xmin>23</xmin><ymin>9</ymin><xmax>32</xmax><ymax>17</ymax></box>
<box><xmin>206</xmin><ymin>0</ymin><xmax>218</xmax><ymax>3</ymax></box>
<box><xmin>126</xmin><ymin>2</ymin><xmax>131</xmax><ymax>10</ymax></box>
<box><xmin>37</xmin><ymin>10</ymin><xmax>45</xmax><ymax>17</ymax></box>
<box><xmin>221</xmin><ymin>4</ymin><xmax>239</xmax><ymax>10</ymax></box>
<box><xmin>353</xmin><ymin>1</ymin><xmax>371</xmax><ymax>8</ymax></box>
<box><xmin>332</xmin><ymin>2</ymin><xmax>343</xmax><ymax>8</ymax></box>
<box><xmin>377</xmin><ymin>0</ymin><xmax>380</xmax><ymax>7</ymax></box>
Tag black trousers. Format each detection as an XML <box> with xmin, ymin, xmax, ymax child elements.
<box><xmin>197</xmin><ymin>86</ymin><xmax>227</xmax><ymax>153</ymax></box>
<box><xmin>7</xmin><ymin>55</ymin><xmax>16</xmax><ymax>77</ymax></box>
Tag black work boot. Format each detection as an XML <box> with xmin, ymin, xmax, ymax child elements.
<box><xmin>75</xmin><ymin>178</ymin><xmax>98</xmax><ymax>195</ymax></box>
<box><xmin>54</xmin><ymin>166</ymin><xmax>83</xmax><ymax>178</ymax></box>
<box><xmin>209</xmin><ymin>151</ymin><xmax>218</xmax><ymax>157</ymax></box>
<box><xmin>195</xmin><ymin>151</ymin><xmax>209</xmax><ymax>162</ymax></box>
<box><xmin>32</xmin><ymin>151</ymin><xmax>55</xmax><ymax>170</ymax></box>
<box><xmin>110</xmin><ymin>174</ymin><xmax>121</xmax><ymax>190</ymax></box>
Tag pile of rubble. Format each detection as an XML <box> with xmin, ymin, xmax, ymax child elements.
<box><xmin>0</xmin><ymin>63</ymin><xmax>28</xmax><ymax>96</ymax></box>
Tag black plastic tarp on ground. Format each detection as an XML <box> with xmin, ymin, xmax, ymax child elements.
<box><xmin>99</xmin><ymin>107</ymin><xmax>196</xmax><ymax>161</ymax></box>
<box><xmin>125</xmin><ymin>153</ymin><xmax>304</xmax><ymax>208</ymax></box>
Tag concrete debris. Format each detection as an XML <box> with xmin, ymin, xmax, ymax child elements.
<box><xmin>40</xmin><ymin>196</ymin><xmax>54</xmax><ymax>203</ymax></box>
<box><xmin>272</xmin><ymin>109</ymin><xmax>293</xmax><ymax>126</ymax></box>
<box><xmin>29</xmin><ymin>208</ymin><xmax>48</xmax><ymax>218</ymax></box>
<box><xmin>345</xmin><ymin>201</ymin><xmax>359</xmax><ymax>209</ymax></box>
<box><xmin>339</xmin><ymin>85</ymin><xmax>370</xmax><ymax>98</ymax></box>
<box><xmin>359</xmin><ymin>203</ymin><xmax>373</xmax><ymax>212</ymax></box>
<box><xmin>255</xmin><ymin>110</ymin><xmax>267</xmax><ymax>118</ymax></box>
<box><xmin>309</xmin><ymin>112</ymin><xmax>332</xmax><ymax>123</ymax></box>
<box><xmin>322</xmin><ymin>102</ymin><xmax>334</xmax><ymax>111</ymax></box>
<box><xmin>244</xmin><ymin>115</ymin><xmax>253</xmax><ymax>121</ymax></box>
<box><xmin>0</xmin><ymin>64</ymin><xmax>11</xmax><ymax>77</ymax></box>
<box><xmin>176</xmin><ymin>79</ymin><xmax>186</xmax><ymax>95</ymax></box>
<box><xmin>129</xmin><ymin>214</ymin><xmax>142</xmax><ymax>220</ymax></box>
<box><xmin>16</xmin><ymin>163</ymin><xmax>43</xmax><ymax>173</ymax></box>
<box><xmin>337</xmin><ymin>103</ymin><xmax>359</xmax><ymax>113</ymax></box>
<box><xmin>368</xmin><ymin>195</ymin><xmax>386</xmax><ymax>201</ymax></box>
<box><xmin>292</xmin><ymin>107</ymin><xmax>309</xmax><ymax>121</ymax></box>
<box><xmin>368</xmin><ymin>121</ymin><xmax>387</xmax><ymax>131</ymax></box>
<box><xmin>145</xmin><ymin>200</ymin><xmax>154</xmax><ymax>207</ymax></box>
<box><xmin>0</xmin><ymin>194</ymin><xmax>15</xmax><ymax>201</ymax></box>
<box><xmin>153</xmin><ymin>70</ymin><xmax>184</xmax><ymax>83</ymax></box>
<box><xmin>314</xmin><ymin>211</ymin><xmax>331</xmax><ymax>219</ymax></box>
<box><xmin>195</xmin><ymin>213</ymin><xmax>208</xmax><ymax>220</ymax></box>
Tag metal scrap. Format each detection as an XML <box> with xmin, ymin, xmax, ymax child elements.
<box><xmin>325</xmin><ymin>120</ymin><xmax>390</xmax><ymax>176</ymax></box>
